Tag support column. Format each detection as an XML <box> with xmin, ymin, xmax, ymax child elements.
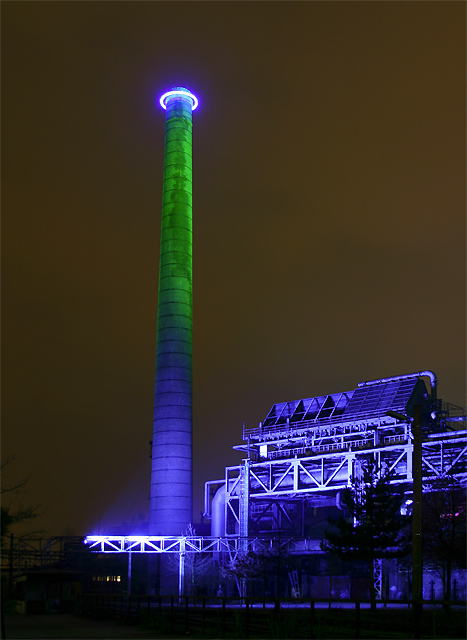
<box><xmin>127</xmin><ymin>551</ymin><xmax>132</xmax><ymax>595</ymax></box>
<box><xmin>412</xmin><ymin>405</ymin><xmax>423</xmax><ymax>604</ymax></box>
<box><xmin>239</xmin><ymin>460</ymin><xmax>250</xmax><ymax>551</ymax></box>
<box><xmin>374</xmin><ymin>558</ymin><xmax>382</xmax><ymax>600</ymax></box>
<box><xmin>179</xmin><ymin>538</ymin><xmax>186</xmax><ymax>599</ymax></box>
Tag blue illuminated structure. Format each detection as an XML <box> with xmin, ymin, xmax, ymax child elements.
<box><xmin>149</xmin><ymin>87</ymin><xmax>198</xmax><ymax>536</ymax></box>
<box><xmin>159</xmin><ymin>88</ymin><xmax>199</xmax><ymax>111</ymax></box>
<box><xmin>86</xmin><ymin>370</ymin><xmax>466</xmax><ymax>599</ymax></box>
<box><xmin>206</xmin><ymin>371</ymin><xmax>466</xmax><ymax>541</ymax></box>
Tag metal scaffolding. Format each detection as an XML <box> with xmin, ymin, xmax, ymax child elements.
<box><xmin>222</xmin><ymin>428</ymin><xmax>466</xmax><ymax>537</ymax></box>
<box><xmin>79</xmin><ymin>371</ymin><xmax>466</xmax><ymax>601</ymax></box>
<box><xmin>204</xmin><ymin>373</ymin><xmax>466</xmax><ymax>540</ymax></box>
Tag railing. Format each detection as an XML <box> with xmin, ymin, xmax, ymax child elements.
<box><xmin>383</xmin><ymin>434</ymin><xmax>408</xmax><ymax>445</ymax></box>
<box><xmin>1</xmin><ymin>536</ymin><xmax>85</xmax><ymax>573</ymax></box>
<box><xmin>244</xmin><ymin>411</ymin><xmax>397</xmax><ymax>441</ymax></box>
<box><xmin>244</xmin><ymin>402</ymin><xmax>467</xmax><ymax>443</ymax></box>
<box><xmin>267</xmin><ymin>434</ymin><xmax>409</xmax><ymax>460</ymax></box>
<box><xmin>268</xmin><ymin>440</ymin><xmax>368</xmax><ymax>460</ymax></box>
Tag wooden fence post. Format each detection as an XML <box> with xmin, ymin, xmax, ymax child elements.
<box><xmin>245</xmin><ymin>598</ymin><xmax>250</xmax><ymax>640</ymax></box>
<box><xmin>355</xmin><ymin>601</ymin><xmax>360</xmax><ymax>639</ymax></box>
<box><xmin>310</xmin><ymin>600</ymin><xmax>315</xmax><ymax>638</ymax></box>
<box><xmin>202</xmin><ymin>597</ymin><xmax>206</xmax><ymax>636</ymax></box>
<box><xmin>222</xmin><ymin>597</ymin><xmax>226</xmax><ymax>639</ymax></box>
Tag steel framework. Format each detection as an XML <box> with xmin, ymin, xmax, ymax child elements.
<box><xmin>84</xmin><ymin>535</ymin><xmax>299</xmax><ymax>556</ymax></box>
<box><xmin>82</xmin><ymin>370</ymin><xmax>466</xmax><ymax>601</ymax></box>
<box><xmin>1</xmin><ymin>536</ymin><xmax>85</xmax><ymax>574</ymax></box>
<box><xmin>222</xmin><ymin>428</ymin><xmax>467</xmax><ymax>537</ymax></box>
<box><xmin>201</xmin><ymin>374</ymin><xmax>466</xmax><ymax>539</ymax></box>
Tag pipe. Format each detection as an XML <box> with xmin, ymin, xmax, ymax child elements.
<box><xmin>358</xmin><ymin>371</ymin><xmax>438</xmax><ymax>400</ymax></box>
<box><xmin>211</xmin><ymin>485</ymin><xmax>226</xmax><ymax>538</ymax></box>
<box><xmin>336</xmin><ymin>491</ymin><xmax>344</xmax><ymax>510</ymax></box>
<box><xmin>203</xmin><ymin>480</ymin><xmax>225</xmax><ymax>518</ymax></box>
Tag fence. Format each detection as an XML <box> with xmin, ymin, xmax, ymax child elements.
<box><xmin>81</xmin><ymin>593</ymin><xmax>466</xmax><ymax>639</ymax></box>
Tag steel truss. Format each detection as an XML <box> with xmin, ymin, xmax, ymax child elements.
<box><xmin>84</xmin><ymin>535</ymin><xmax>386</xmax><ymax>602</ymax></box>
<box><xmin>84</xmin><ymin>535</ymin><xmax>323</xmax><ymax>599</ymax></box>
<box><xmin>84</xmin><ymin>535</ymin><xmax>294</xmax><ymax>555</ymax></box>
<box><xmin>374</xmin><ymin>558</ymin><xmax>383</xmax><ymax>600</ymax></box>
<box><xmin>222</xmin><ymin>429</ymin><xmax>467</xmax><ymax>537</ymax></box>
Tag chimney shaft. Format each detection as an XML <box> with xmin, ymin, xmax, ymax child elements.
<box><xmin>149</xmin><ymin>87</ymin><xmax>197</xmax><ymax>535</ymax></box>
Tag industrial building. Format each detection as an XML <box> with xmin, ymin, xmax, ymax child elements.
<box><xmin>84</xmin><ymin>369</ymin><xmax>466</xmax><ymax>600</ymax></box>
<box><xmin>205</xmin><ymin>370</ymin><xmax>466</xmax><ymax>542</ymax></box>
<box><xmin>6</xmin><ymin>369</ymin><xmax>466</xmax><ymax>605</ymax></box>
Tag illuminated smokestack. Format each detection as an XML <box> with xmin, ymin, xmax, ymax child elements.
<box><xmin>149</xmin><ymin>87</ymin><xmax>198</xmax><ymax>535</ymax></box>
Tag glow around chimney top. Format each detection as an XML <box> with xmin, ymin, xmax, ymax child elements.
<box><xmin>160</xmin><ymin>88</ymin><xmax>198</xmax><ymax>110</ymax></box>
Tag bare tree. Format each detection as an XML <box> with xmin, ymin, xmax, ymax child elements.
<box><xmin>165</xmin><ymin>524</ymin><xmax>216</xmax><ymax>596</ymax></box>
<box><xmin>220</xmin><ymin>551</ymin><xmax>263</xmax><ymax>597</ymax></box>
<box><xmin>1</xmin><ymin>456</ymin><xmax>44</xmax><ymax>540</ymax></box>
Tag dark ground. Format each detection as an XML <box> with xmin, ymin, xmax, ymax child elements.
<box><xmin>2</xmin><ymin>613</ymin><xmax>181</xmax><ymax>640</ymax></box>
<box><xmin>3</xmin><ymin>606</ymin><xmax>467</xmax><ymax>640</ymax></box>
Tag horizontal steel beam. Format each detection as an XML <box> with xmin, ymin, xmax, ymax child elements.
<box><xmin>84</xmin><ymin>535</ymin><xmax>311</xmax><ymax>555</ymax></box>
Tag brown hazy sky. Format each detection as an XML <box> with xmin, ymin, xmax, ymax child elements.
<box><xmin>2</xmin><ymin>1</ymin><xmax>466</xmax><ymax>537</ymax></box>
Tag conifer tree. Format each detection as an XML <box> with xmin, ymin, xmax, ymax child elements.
<box><xmin>423</xmin><ymin>474</ymin><xmax>466</xmax><ymax>606</ymax></box>
<box><xmin>321</xmin><ymin>461</ymin><xmax>411</xmax><ymax>608</ymax></box>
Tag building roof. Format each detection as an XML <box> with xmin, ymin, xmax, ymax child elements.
<box><xmin>244</xmin><ymin>373</ymin><xmax>432</xmax><ymax>441</ymax></box>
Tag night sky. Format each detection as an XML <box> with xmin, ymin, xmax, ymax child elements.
<box><xmin>3</xmin><ymin>1</ymin><xmax>465</xmax><ymax>537</ymax></box>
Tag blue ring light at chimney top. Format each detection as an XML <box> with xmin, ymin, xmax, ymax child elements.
<box><xmin>160</xmin><ymin>88</ymin><xmax>198</xmax><ymax>110</ymax></box>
